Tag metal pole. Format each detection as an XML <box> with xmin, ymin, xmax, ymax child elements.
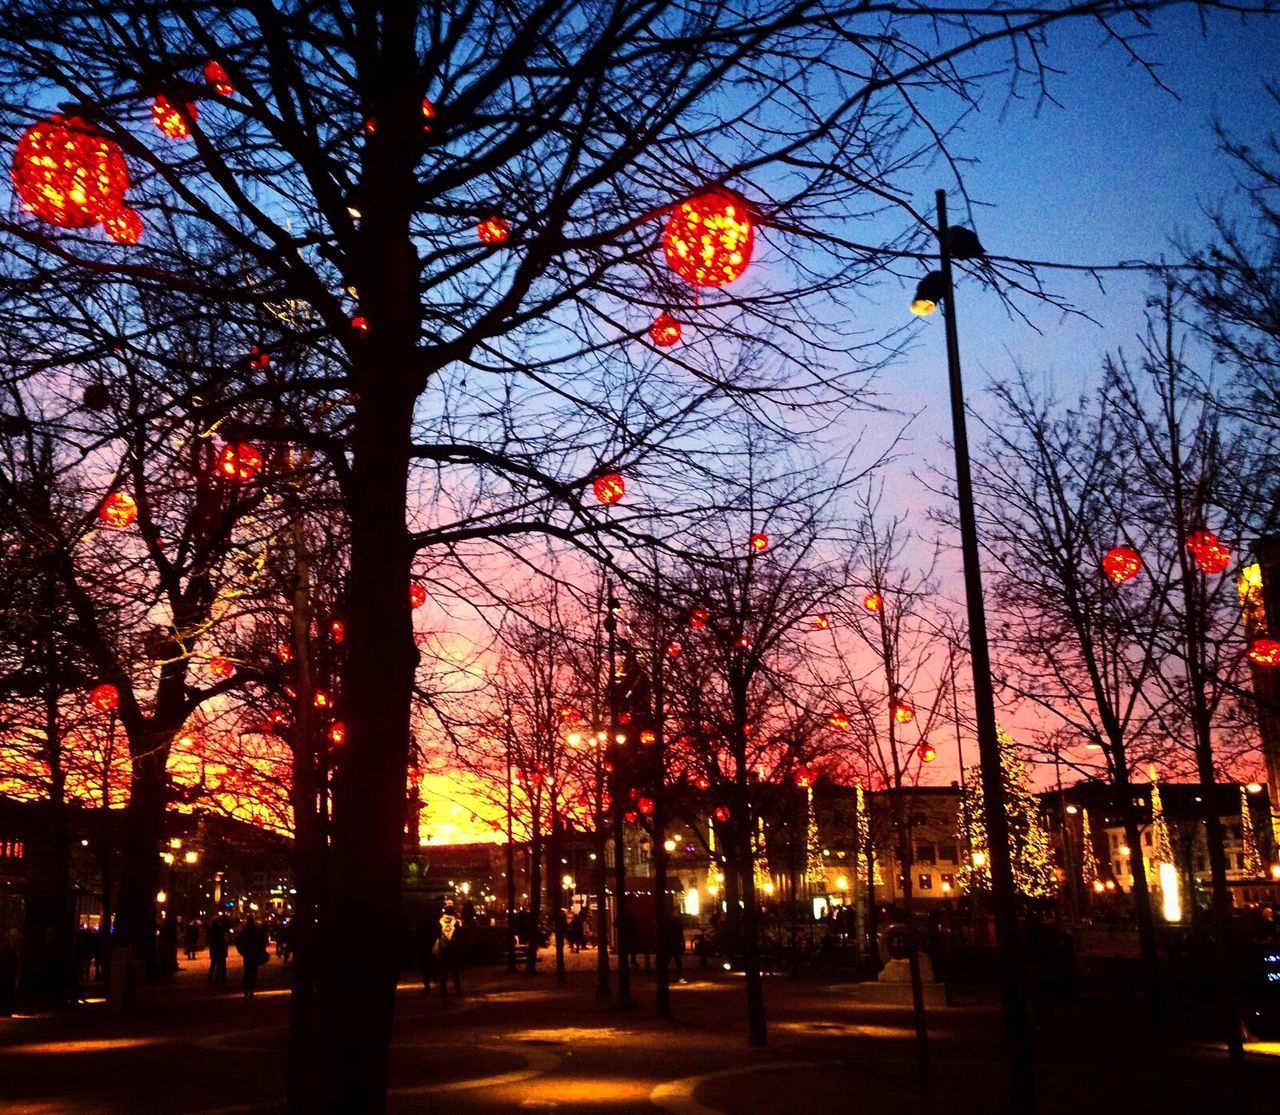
<box><xmin>506</xmin><ymin>715</ymin><xmax>517</xmax><ymax>975</ymax></box>
<box><xmin>606</xmin><ymin>582</ymin><xmax>634</xmax><ymax>1008</ymax></box>
<box><xmin>936</xmin><ymin>188</ymin><xmax>1036</xmax><ymax>1115</ymax></box>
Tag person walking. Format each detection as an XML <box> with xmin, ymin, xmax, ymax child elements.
<box><xmin>419</xmin><ymin>901</ymin><xmax>442</xmax><ymax>992</ymax></box>
<box><xmin>436</xmin><ymin>902</ymin><xmax>462</xmax><ymax>998</ymax></box>
<box><xmin>183</xmin><ymin>920</ymin><xmax>200</xmax><ymax>961</ymax></box>
<box><xmin>207</xmin><ymin>915</ymin><xmax>229</xmax><ymax>987</ymax></box>
<box><xmin>235</xmin><ymin>915</ymin><xmax>268</xmax><ymax>998</ymax></box>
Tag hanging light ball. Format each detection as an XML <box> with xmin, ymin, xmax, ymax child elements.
<box><xmin>917</xmin><ymin>743</ymin><xmax>937</xmax><ymax>763</ymax></box>
<box><xmin>1186</xmin><ymin>530</ymin><xmax>1232</xmax><ymax>575</ymax></box>
<box><xmin>793</xmin><ymin>765</ymin><xmax>814</xmax><ymax>789</ymax></box>
<box><xmin>217</xmin><ymin>441</ymin><xmax>263</xmax><ymax>482</ymax></box>
<box><xmin>863</xmin><ymin>591</ymin><xmax>883</xmax><ymax>613</ymax></box>
<box><xmin>277</xmin><ymin>643</ymin><xmax>293</xmax><ymax>663</ymax></box>
<box><xmin>204</xmin><ymin>60</ymin><xmax>235</xmax><ymax>97</ymax></box>
<box><xmin>102</xmin><ymin>206</ymin><xmax>143</xmax><ymax>245</ymax></box>
<box><xmin>592</xmin><ymin>472</ymin><xmax>625</xmax><ymax>506</ymax></box>
<box><xmin>662</xmin><ymin>190</ymin><xmax>755</xmax><ymax>287</ymax></box>
<box><xmin>829</xmin><ymin>710</ymin><xmax>850</xmax><ymax>731</ymax></box>
<box><xmin>1102</xmin><ymin>545</ymin><xmax>1143</xmax><ymax>584</ymax></box>
<box><xmin>330</xmin><ymin>619</ymin><xmax>345</xmax><ymax>644</ymax></box>
<box><xmin>248</xmin><ymin>347</ymin><xmax>270</xmax><ymax>370</ymax></box>
<box><xmin>313</xmin><ymin>690</ymin><xmax>330</xmax><ymax>709</ymax></box>
<box><xmin>410</xmin><ymin>583</ymin><xmax>428</xmax><ymax>609</ymax></box>
<box><xmin>1247</xmin><ymin>638</ymin><xmax>1280</xmax><ymax>668</ymax></box>
<box><xmin>12</xmin><ymin>115</ymin><xmax>131</xmax><ymax>230</ymax></box>
<box><xmin>813</xmin><ymin>615</ymin><xmax>830</xmax><ymax>630</ymax></box>
<box><xmin>638</xmin><ymin>796</ymin><xmax>655</xmax><ymax>816</ymax></box>
<box><xmin>421</xmin><ymin>98</ymin><xmax>436</xmax><ymax>131</ymax></box>
<box><xmin>666</xmin><ymin>641</ymin><xmax>682</xmax><ymax>658</ymax></box>
<box><xmin>99</xmin><ymin>491</ymin><xmax>138</xmax><ymax>528</ymax></box>
<box><xmin>89</xmin><ymin>683</ymin><xmax>119</xmax><ymax>712</ymax></box>
<box><xmin>83</xmin><ymin>382</ymin><xmax>112</xmax><ymax>411</ymax></box>
<box><xmin>749</xmin><ymin>532</ymin><xmax>769</xmax><ymax>552</ymax></box>
<box><xmin>477</xmin><ymin>216</ymin><xmax>510</xmax><ymax>244</ymax></box>
<box><xmin>209</xmin><ymin>657</ymin><xmax>235</xmax><ymax>680</ymax></box>
<box><xmin>649</xmin><ymin>314</ymin><xmax>681</xmax><ymax>347</ymax></box>
<box><xmin>893</xmin><ymin>701</ymin><xmax>915</xmax><ymax>725</ymax></box>
<box><xmin>713</xmin><ymin>805</ymin><xmax>731</xmax><ymax>823</ymax></box>
<box><xmin>694</xmin><ymin>775</ymin><xmax>711</xmax><ymax>792</ymax></box>
<box><xmin>689</xmin><ymin>608</ymin><xmax>709</xmax><ymax>630</ymax></box>
<box><xmin>152</xmin><ymin>95</ymin><xmax>198</xmax><ymax>140</ymax></box>
<box><xmin>640</xmin><ymin>730</ymin><xmax>656</xmax><ymax>747</ymax></box>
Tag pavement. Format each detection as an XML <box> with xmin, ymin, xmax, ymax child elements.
<box><xmin>1</xmin><ymin>947</ymin><xmax>1276</xmax><ymax>1114</ymax></box>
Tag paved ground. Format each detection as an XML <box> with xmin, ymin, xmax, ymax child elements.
<box><xmin>1</xmin><ymin>948</ymin><xmax>1276</xmax><ymax>1114</ymax></box>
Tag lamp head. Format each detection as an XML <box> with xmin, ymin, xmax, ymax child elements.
<box><xmin>910</xmin><ymin>270</ymin><xmax>947</xmax><ymax>316</ymax></box>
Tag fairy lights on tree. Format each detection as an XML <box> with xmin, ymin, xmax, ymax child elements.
<box><xmin>1240</xmin><ymin>786</ymin><xmax>1263</xmax><ymax>878</ymax></box>
<box><xmin>1080</xmin><ymin>808</ymin><xmax>1102</xmax><ymax>893</ymax></box>
<box><xmin>804</xmin><ymin>786</ymin><xmax>825</xmax><ymax>888</ymax></box>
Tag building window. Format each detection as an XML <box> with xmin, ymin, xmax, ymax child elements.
<box><xmin>1110</xmin><ymin>834</ymin><xmax>1119</xmax><ymax>849</ymax></box>
<box><xmin>1237</xmin><ymin>853</ymin><xmax>1246</xmax><ymax>870</ymax></box>
<box><xmin>1114</xmin><ymin>859</ymin><xmax>1124</xmax><ymax>876</ymax></box>
<box><xmin>918</xmin><ymin>873</ymin><xmax>933</xmax><ymax>890</ymax></box>
<box><xmin>915</xmin><ymin>844</ymin><xmax>936</xmax><ymax>864</ymax></box>
<box><xmin>941</xmin><ymin>873</ymin><xmax>956</xmax><ymax>891</ymax></box>
<box><xmin>1194</xmin><ymin>856</ymin><xmax>1206</xmax><ymax>872</ymax></box>
<box><xmin>939</xmin><ymin>844</ymin><xmax>958</xmax><ymax>863</ymax></box>
<box><xmin>1143</xmin><ymin>831</ymin><xmax>1152</xmax><ymax>846</ymax></box>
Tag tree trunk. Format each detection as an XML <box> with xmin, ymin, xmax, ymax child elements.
<box><xmin>115</xmin><ymin>746</ymin><xmax>168</xmax><ymax>978</ymax></box>
<box><xmin>595</xmin><ymin>822</ymin><xmax>611</xmax><ymax>999</ymax></box>
<box><xmin>737</xmin><ymin>821</ymin><xmax>767</xmax><ymax>1047</ymax></box>
<box><xmin>527</xmin><ymin>812</ymin><xmax>543</xmax><ymax>976</ymax></box>
<box><xmin>550</xmin><ymin>809</ymin><xmax>565</xmax><ymax>983</ymax></box>
<box><xmin>1113</xmin><ymin>761</ymin><xmax>1163</xmax><ymax>1025</ymax></box>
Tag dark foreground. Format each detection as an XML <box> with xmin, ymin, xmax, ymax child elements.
<box><xmin>2</xmin><ymin>950</ymin><xmax>1277</xmax><ymax>1114</ymax></box>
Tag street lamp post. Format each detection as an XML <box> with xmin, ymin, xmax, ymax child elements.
<box><xmin>917</xmin><ymin>187</ymin><xmax>1036</xmax><ymax>1115</ymax></box>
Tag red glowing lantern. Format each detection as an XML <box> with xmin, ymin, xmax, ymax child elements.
<box><xmin>313</xmin><ymin>690</ymin><xmax>330</xmax><ymax>709</ymax></box>
<box><xmin>248</xmin><ymin>347</ymin><xmax>271</xmax><ymax>370</ymax></box>
<box><xmin>592</xmin><ymin>472</ymin><xmax>625</xmax><ymax>506</ymax></box>
<box><xmin>152</xmin><ymin>95</ymin><xmax>198</xmax><ymax>140</ymax></box>
<box><xmin>749</xmin><ymin>532</ymin><xmax>769</xmax><ymax>553</ymax></box>
<box><xmin>410</xmin><ymin>583</ymin><xmax>428</xmax><ymax>609</ymax></box>
<box><xmin>268</xmin><ymin>708</ymin><xmax>288</xmax><ymax>728</ymax></box>
<box><xmin>624</xmin><ymin>810</ymin><xmax>639</xmax><ymax>824</ymax></box>
<box><xmin>560</xmin><ymin>706</ymin><xmax>580</xmax><ymax>722</ymax></box>
<box><xmin>277</xmin><ymin>643</ymin><xmax>292</xmax><ymax>663</ymax></box>
<box><xmin>422</xmin><ymin>98</ymin><xmax>436</xmax><ymax>131</ymax></box>
<box><xmin>794</xmin><ymin>765</ymin><xmax>814</xmax><ymax>789</ymax></box>
<box><xmin>209</xmin><ymin>657</ymin><xmax>235</xmax><ymax>680</ymax></box>
<box><xmin>329</xmin><ymin>721</ymin><xmax>346</xmax><ymax>746</ymax></box>
<box><xmin>694</xmin><ymin>775</ymin><xmax>711</xmax><ymax>792</ymax></box>
<box><xmin>814</xmin><ymin>615</ymin><xmax>830</xmax><ymax>630</ymax></box>
<box><xmin>217</xmin><ymin>441</ymin><xmax>263</xmax><ymax>482</ymax></box>
<box><xmin>649</xmin><ymin>314</ymin><xmax>681</xmax><ymax>347</ymax></box>
<box><xmin>640</xmin><ymin>730</ymin><xmax>656</xmax><ymax>747</ymax></box>
<box><xmin>1101</xmin><ymin>545</ymin><xmax>1143</xmax><ymax>584</ymax></box>
<box><xmin>1247</xmin><ymin>638</ymin><xmax>1280</xmax><ymax>667</ymax></box>
<box><xmin>666</xmin><ymin>641</ymin><xmax>682</xmax><ymax>658</ymax></box>
<box><xmin>638</xmin><ymin>796</ymin><xmax>655</xmax><ymax>816</ymax></box>
<box><xmin>863</xmin><ymin>592</ymin><xmax>883</xmax><ymax>613</ymax></box>
<box><xmin>330</xmin><ymin>619</ymin><xmax>345</xmax><ymax>644</ymax></box>
<box><xmin>99</xmin><ymin>491</ymin><xmax>138</xmax><ymax>529</ymax></box>
<box><xmin>735</xmin><ymin>634</ymin><xmax>751</xmax><ymax>649</ymax></box>
<box><xmin>713</xmin><ymin>805</ymin><xmax>731</xmax><ymax>823</ymax></box>
<box><xmin>89</xmin><ymin>683</ymin><xmax>119</xmax><ymax>712</ymax></box>
<box><xmin>1186</xmin><ymin>529</ymin><xmax>1232</xmax><ymax>575</ymax></box>
<box><xmin>12</xmin><ymin>115</ymin><xmax>130</xmax><ymax>231</ymax></box>
<box><xmin>917</xmin><ymin>743</ymin><xmax>937</xmax><ymax>763</ymax></box>
<box><xmin>103</xmin><ymin>206</ymin><xmax>143</xmax><ymax>245</ymax></box>
<box><xmin>893</xmin><ymin>702</ymin><xmax>915</xmax><ymax>725</ymax></box>
<box><xmin>829</xmin><ymin>711</ymin><xmax>850</xmax><ymax>731</ymax></box>
<box><xmin>662</xmin><ymin>191</ymin><xmax>755</xmax><ymax>287</ymax></box>
<box><xmin>204</xmin><ymin>60</ymin><xmax>235</xmax><ymax>97</ymax></box>
<box><xmin>689</xmin><ymin>608</ymin><xmax>709</xmax><ymax>630</ymax></box>
<box><xmin>351</xmin><ymin>315</ymin><xmax>369</xmax><ymax>333</ymax></box>
<box><xmin>477</xmin><ymin>216</ymin><xmax>510</xmax><ymax>244</ymax></box>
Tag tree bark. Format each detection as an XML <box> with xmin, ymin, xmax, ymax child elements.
<box><xmin>114</xmin><ymin>745</ymin><xmax>168</xmax><ymax>978</ymax></box>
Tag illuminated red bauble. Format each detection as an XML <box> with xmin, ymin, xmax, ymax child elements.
<box><xmin>624</xmin><ymin>810</ymin><xmax>639</xmax><ymax>824</ymax></box>
<box><xmin>103</xmin><ymin>206</ymin><xmax>143</xmax><ymax>245</ymax></box>
<box><xmin>477</xmin><ymin>216</ymin><xmax>510</xmax><ymax>244</ymax></box>
<box><xmin>1186</xmin><ymin>530</ymin><xmax>1231</xmax><ymax>575</ymax></box>
<box><xmin>893</xmin><ymin>702</ymin><xmax>915</xmax><ymax>725</ymax></box>
<box><xmin>410</xmin><ymin>583</ymin><xmax>428</xmax><ymax>609</ymax></box>
<box><xmin>689</xmin><ymin>608</ymin><xmax>709</xmax><ymax>630</ymax></box>
<box><xmin>813</xmin><ymin>615</ymin><xmax>830</xmax><ymax>630</ymax></box>
<box><xmin>863</xmin><ymin>592</ymin><xmax>883</xmax><ymax>613</ymax></box>
<box><xmin>1102</xmin><ymin>545</ymin><xmax>1143</xmax><ymax>584</ymax></box>
<box><xmin>649</xmin><ymin>314</ymin><xmax>681</xmax><ymax>346</ymax></box>
<box><xmin>666</xmin><ymin>641</ymin><xmax>682</xmax><ymax>658</ymax></box>
<box><xmin>152</xmin><ymin>95</ymin><xmax>198</xmax><ymax>140</ymax></box>
<box><xmin>204</xmin><ymin>60</ymin><xmax>235</xmax><ymax>96</ymax></box>
<box><xmin>829</xmin><ymin>710</ymin><xmax>850</xmax><ymax>731</ymax></box>
<box><xmin>735</xmin><ymin>634</ymin><xmax>751</xmax><ymax>649</ymax></box>
<box><xmin>421</xmin><ymin>98</ymin><xmax>435</xmax><ymax>130</ymax></box>
<box><xmin>640</xmin><ymin>730</ymin><xmax>656</xmax><ymax>746</ymax></box>
<box><xmin>268</xmin><ymin>708</ymin><xmax>288</xmax><ymax>727</ymax></box>
<box><xmin>662</xmin><ymin>191</ymin><xmax>755</xmax><ymax>287</ymax></box>
<box><xmin>917</xmin><ymin>743</ymin><xmax>937</xmax><ymax>763</ymax></box>
<box><xmin>277</xmin><ymin>643</ymin><xmax>292</xmax><ymax>663</ymax></box>
<box><xmin>695</xmin><ymin>776</ymin><xmax>711</xmax><ymax>792</ymax></box>
<box><xmin>1248</xmin><ymin>638</ymin><xmax>1280</xmax><ymax>667</ymax></box>
<box><xmin>749</xmin><ymin>532</ymin><xmax>769</xmax><ymax>552</ymax></box>
<box><xmin>12</xmin><ymin>115</ymin><xmax>130</xmax><ymax>230</ymax></box>
<box><xmin>351</xmin><ymin>315</ymin><xmax>369</xmax><ymax>333</ymax></box>
<box><xmin>89</xmin><ymin>683</ymin><xmax>119</xmax><ymax>711</ymax></box>
<box><xmin>560</xmin><ymin>706</ymin><xmax>580</xmax><ymax>721</ymax></box>
<box><xmin>330</xmin><ymin>619</ymin><xmax>345</xmax><ymax>644</ymax></box>
<box><xmin>217</xmin><ymin>441</ymin><xmax>263</xmax><ymax>482</ymax></box>
<box><xmin>313</xmin><ymin>690</ymin><xmax>330</xmax><ymax>709</ymax></box>
<box><xmin>329</xmin><ymin>721</ymin><xmax>346</xmax><ymax>746</ymax></box>
<box><xmin>209</xmin><ymin>657</ymin><xmax>235</xmax><ymax>680</ymax></box>
<box><xmin>248</xmin><ymin>347</ymin><xmax>270</xmax><ymax>370</ymax></box>
<box><xmin>592</xmin><ymin>473</ymin><xmax>625</xmax><ymax>506</ymax></box>
<box><xmin>794</xmin><ymin>765</ymin><xmax>814</xmax><ymax>789</ymax></box>
<box><xmin>713</xmin><ymin>805</ymin><xmax>731</xmax><ymax>823</ymax></box>
<box><xmin>638</xmin><ymin>796</ymin><xmax>655</xmax><ymax>816</ymax></box>
<box><xmin>99</xmin><ymin>491</ymin><xmax>138</xmax><ymax>528</ymax></box>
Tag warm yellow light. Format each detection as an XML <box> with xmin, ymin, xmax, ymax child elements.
<box><xmin>972</xmin><ymin>851</ymin><xmax>986</xmax><ymax>868</ymax></box>
<box><xmin>155</xmin><ymin>890</ymin><xmax>167</xmax><ymax>904</ymax></box>
<box><xmin>684</xmin><ymin>887</ymin><xmax>701</xmax><ymax>917</ymax></box>
<box><xmin>1119</xmin><ymin>845</ymin><xmax>1131</xmax><ymax>857</ymax></box>
<box><xmin>835</xmin><ymin>875</ymin><xmax>849</xmax><ymax>891</ymax></box>
<box><xmin>1093</xmin><ymin>881</ymin><xmax>1106</xmax><ymax>893</ymax></box>
<box><xmin>707</xmin><ymin>884</ymin><xmax>719</xmax><ymax>896</ymax></box>
<box><xmin>161</xmin><ymin>852</ymin><xmax>175</xmax><ymax>865</ymax></box>
<box><xmin>1271</xmin><ymin>864</ymin><xmax>1280</xmax><ymax>881</ymax></box>
<box><xmin>1065</xmin><ymin>805</ymin><xmax>1079</xmax><ymax>815</ymax></box>
<box><xmin>663</xmin><ymin>838</ymin><xmax>677</xmax><ymax>853</ymax></box>
<box><xmin>941</xmin><ymin>881</ymin><xmax>952</xmax><ymax>894</ymax></box>
<box><xmin>763</xmin><ymin>882</ymin><xmax>775</xmax><ymax>896</ymax></box>
<box><xmin>183</xmin><ymin>850</ymin><xmax>198</xmax><ymax>865</ymax></box>
<box><xmin>459</xmin><ymin>881</ymin><xmax>471</xmax><ymax>895</ymax></box>
<box><xmin>562</xmin><ymin>874</ymin><xmax>574</xmax><ymax>890</ymax></box>
<box><xmin>1159</xmin><ymin>862</ymin><xmax>1181</xmax><ymax>922</ymax></box>
<box><xmin>1247</xmin><ymin>782</ymin><xmax>1263</xmax><ymax>794</ymax></box>
<box><xmin>910</xmin><ymin>297</ymin><xmax>937</xmax><ymax>317</ymax></box>
<box><xmin>169</xmin><ymin>837</ymin><xmax>183</xmax><ymax>849</ymax></box>
<box><xmin>567</xmin><ymin>732</ymin><xmax>582</xmax><ymax>747</ymax></box>
<box><xmin>1241</xmin><ymin>562</ymin><xmax>1263</xmax><ymax>592</ymax></box>
<box><xmin>614</xmin><ymin>733</ymin><xmax>626</xmax><ymax>745</ymax></box>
